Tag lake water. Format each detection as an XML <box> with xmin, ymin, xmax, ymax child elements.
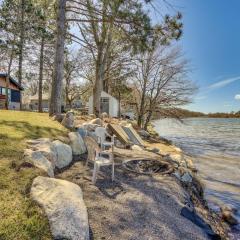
<box><xmin>154</xmin><ymin>118</ymin><xmax>240</xmax><ymax>235</ymax></box>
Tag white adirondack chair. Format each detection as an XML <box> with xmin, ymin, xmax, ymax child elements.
<box><xmin>84</xmin><ymin>136</ymin><xmax>114</xmax><ymax>184</ymax></box>
<box><xmin>95</xmin><ymin>127</ymin><xmax>115</xmax><ymax>150</ymax></box>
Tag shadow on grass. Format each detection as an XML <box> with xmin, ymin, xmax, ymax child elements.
<box><xmin>0</xmin><ymin>120</ymin><xmax>66</xmax><ymax>160</ymax></box>
<box><xmin>0</xmin><ymin>120</ymin><xmax>65</xmax><ymax>140</ymax></box>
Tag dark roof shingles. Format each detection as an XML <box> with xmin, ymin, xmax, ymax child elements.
<box><xmin>0</xmin><ymin>73</ymin><xmax>24</xmax><ymax>90</ymax></box>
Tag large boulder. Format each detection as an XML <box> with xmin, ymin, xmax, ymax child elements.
<box><xmin>165</xmin><ymin>153</ymin><xmax>187</xmax><ymax>167</ymax></box>
<box><xmin>55</xmin><ymin>135</ymin><xmax>71</xmax><ymax>145</ymax></box>
<box><xmin>119</xmin><ymin>120</ymin><xmax>129</xmax><ymax>127</ymax></box>
<box><xmin>221</xmin><ymin>205</ymin><xmax>238</xmax><ymax>225</ymax></box>
<box><xmin>89</xmin><ymin>114</ymin><xmax>96</xmax><ymax>119</ymax></box>
<box><xmin>29</xmin><ymin>141</ymin><xmax>57</xmax><ymax>168</ymax></box>
<box><xmin>61</xmin><ymin>111</ymin><xmax>75</xmax><ymax>129</ymax></box>
<box><xmin>132</xmin><ymin>145</ymin><xmax>143</xmax><ymax>151</ymax></box>
<box><xmin>100</xmin><ymin>112</ymin><xmax>108</xmax><ymax>119</ymax></box>
<box><xmin>185</xmin><ymin>158</ymin><xmax>197</xmax><ymax>171</ymax></box>
<box><xmin>173</xmin><ymin>167</ymin><xmax>193</xmax><ymax>184</ymax></box>
<box><xmin>24</xmin><ymin>149</ymin><xmax>54</xmax><ymax>177</ymax></box>
<box><xmin>181</xmin><ymin>172</ymin><xmax>193</xmax><ymax>183</ymax></box>
<box><xmin>52</xmin><ymin>114</ymin><xmax>64</xmax><ymax>123</ymax></box>
<box><xmin>53</xmin><ymin>140</ymin><xmax>72</xmax><ymax>169</ymax></box>
<box><xmin>81</xmin><ymin>123</ymin><xmax>100</xmax><ymax>132</ymax></box>
<box><xmin>173</xmin><ymin>146</ymin><xmax>182</xmax><ymax>152</ymax></box>
<box><xmin>138</xmin><ymin>130</ymin><xmax>150</xmax><ymax>139</ymax></box>
<box><xmin>31</xmin><ymin>177</ymin><xmax>89</xmax><ymax>240</ymax></box>
<box><xmin>169</xmin><ymin>153</ymin><xmax>183</xmax><ymax>163</ymax></box>
<box><xmin>68</xmin><ymin>132</ymin><xmax>86</xmax><ymax>155</ymax></box>
<box><xmin>89</xmin><ymin>118</ymin><xmax>103</xmax><ymax>126</ymax></box>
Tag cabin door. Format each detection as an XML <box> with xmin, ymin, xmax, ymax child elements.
<box><xmin>100</xmin><ymin>97</ymin><xmax>109</xmax><ymax>114</ymax></box>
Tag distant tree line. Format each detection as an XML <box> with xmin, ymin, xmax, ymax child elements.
<box><xmin>153</xmin><ymin>108</ymin><xmax>240</xmax><ymax>119</ymax></box>
<box><xmin>207</xmin><ymin>111</ymin><xmax>240</xmax><ymax>118</ymax></box>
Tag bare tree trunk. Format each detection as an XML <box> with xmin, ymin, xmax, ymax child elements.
<box><xmin>137</xmin><ymin>54</ymin><xmax>151</xmax><ymax>128</ymax></box>
<box><xmin>144</xmin><ymin>110</ymin><xmax>153</xmax><ymax>130</ymax></box>
<box><xmin>18</xmin><ymin>0</ymin><xmax>25</xmax><ymax>110</ymax></box>
<box><xmin>137</xmin><ymin>78</ymin><xmax>147</xmax><ymax>127</ymax></box>
<box><xmin>5</xmin><ymin>53</ymin><xmax>14</xmax><ymax>110</ymax></box>
<box><xmin>65</xmin><ymin>85</ymin><xmax>68</xmax><ymax>108</ymax></box>
<box><xmin>93</xmin><ymin>50</ymin><xmax>104</xmax><ymax>117</ymax></box>
<box><xmin>5</xmin><ymin>33</ymin><xmax>16</xmax><ymax>110</ymax></box>
<box><xmin>118</xmin><ymin>91</ymin><xmax>121</xmax><ymax>118</ymax></box>
<box><xmin>69</xmin><ymin>99</ymin><xmax>73</xmax><ymax>109</ymax></box>
<box><xmin>38</xmin><ymin>35</ymin><xmax>45</xmax><ymax>112</ymax></box>
<box><xmin>49</xmin><ymin>0</ymin><xmax>67</xmax><ymax>116</ymax></box>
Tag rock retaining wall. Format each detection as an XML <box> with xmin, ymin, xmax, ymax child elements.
<box><xmin>24</xmin><ymin>133</ymin><xmax>89</xmax><ymax>240</ymax></box>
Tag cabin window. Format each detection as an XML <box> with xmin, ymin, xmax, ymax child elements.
<box><xmin>0</xmin><ymin>87</ymin><xmax>6</xmax><ymax>95</ymax></box>
<box><xmin>11</xmin><ymin>90</ymin><xmax>20</xmax><ymax>102</ymax></box>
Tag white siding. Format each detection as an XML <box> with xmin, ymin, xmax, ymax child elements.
<box><xmin>88</xmin><ymin>95</ymin><xmax>93</xmax><ymax>114</ymax></box>
<box><xmin>88</xmin><ymin>91</ymin><xmax>119</xmax><ymax>117</ymax></box>
<box><xmin>110</xmin><ymin>95</ymin><xmax>119</xmax><ymax>117</ymax></box>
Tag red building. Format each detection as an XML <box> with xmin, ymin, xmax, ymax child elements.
<box><xmin>0</xmin><ymin>73</ymin><xmax>24</xmax><ymax>110</ymax></box>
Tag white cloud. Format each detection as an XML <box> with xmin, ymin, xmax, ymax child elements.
<box><xmin>208</xmin><ymin>76</ymin><xmax>240</xmax><ymax>90</ymax></box>
<box><xmin>235</xmin><ymin>94</ymin><xmax>240</xmax><ymax>100</ymax></box>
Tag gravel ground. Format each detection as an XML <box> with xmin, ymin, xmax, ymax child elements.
<box><xmin>57</xmin><ymin>156</ymin><xmax>210</xmax><ymax>240</ymax></box>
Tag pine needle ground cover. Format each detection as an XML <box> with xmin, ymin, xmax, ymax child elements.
<box><xmin>0</xmin><ymin>110</ymin><xmax>67</xmax><ymax>240</ymax></box>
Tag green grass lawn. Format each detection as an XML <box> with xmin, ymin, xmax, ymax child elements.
<box><xmin>0</xmin><ymin>110</ymin><xmax>67</xmax><ymax>240</ymax></box>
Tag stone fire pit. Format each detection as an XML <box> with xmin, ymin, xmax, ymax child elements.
<box><xmin>122</xmin><ymin>159</ymin><xmax>173</xmax><ymax>175</ymax></box>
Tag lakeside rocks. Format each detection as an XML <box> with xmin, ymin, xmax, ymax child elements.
<box><xmin>61</xmin><ymin>111</ymin><xmax>75</xmax><ymax>129</ymax></box>
<box><xmin>31</xmin><ymin>176</ymin><xmax>89</xmax><ymax>240</ymax></box>
<box><xmin>181</xmin><ymin>172</ymin><xmax>193</xmax><ymax>183</ymax></box>
<box><xmin>23</xmin><ymin>120</ymin><xmax>229</xmax><ymax>240</ymax></box>
<box><xmin>100</xmin><ymin>112</ymin><xmax>108</xmax><ymax>119</ymax></box>
<box><xmin>132</xmin><ymin>144</ymin><xmax>143</xmax><ymax>151</ymax></box>
<box><xmin>173</xmin><ymin>165</ymin><xmax>194</xmax><ymax>184</ymax></box>
<box><xmin>68</xmin><ymin>132</ymin><xmax>86</xmax><ymax>155</ymax></box>
<box><xmin>89</xmin><ymin>118</ymin><xmax>103</xmax><ymax>126</ymax></box>
<box><xmin>24</xmin><ymin>149</ymin><xmax>54</xmax><ymax>177</ymax></box>
<box><xmin>28</xmin><ymin>139</ymin><xmax>57</xmax><ymax>168</ymax></box>
<box><xmin>25</xmin><ymin>135</ymin><xmax>90</xmax><ymax>239</ymax></box>
<box><xmin>221</xmin><ymin>206</ymin><xmax>238</xmax><ymax>225</ymax></box>
<box><xmin>52</xmin><ymin>113</ymin><xmax>64</xmax><ymax>123</ymax></box>
<box><xmin>81</xmin><ymin>123</ymin><xmax>100</xmax><ymax>131</ymax></box>
<box><xmin>138</xmin><ymin>130</ymin><xmax>151</xmax><ymax>139</ymax></box>
<box><xmin>53</xmin><ymin>140</ymin><xmax>72</xmax><ymax>169</ymax></box>
<box><xmin>163</xmin><ymin>152</ymin><xmax>197</xmax><ymax>172</ymax></box>
<box><xmin>24</xmin><ymin>137</ymin><xmax>76</xmax><ymax>175</ymax></box>
<box><xmin>164</xmin><ymin>153</ymin><xmax>186</xmax><ymax>167</ymax></box>
<box><xmin>89</xmin><ymin>114</ymin><xmax>96</xmax><ymax>119</ymax></box>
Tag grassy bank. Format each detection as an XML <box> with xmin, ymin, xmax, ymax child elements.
<box><xmin>0</xmin><ymin>110</ymin><xmax>67</xmax><ymax>240</ymax></box>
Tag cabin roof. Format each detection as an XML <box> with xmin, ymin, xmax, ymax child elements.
<box><xmin>0</xmin><ymin>73</ymin><xmax>24</xmax><ymax>90</ymax></box>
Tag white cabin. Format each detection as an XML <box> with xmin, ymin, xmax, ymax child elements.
<box><xmin>88</xmin><ymin>91</ymin><xmax>119</xmax><ymax>117</ymax></box>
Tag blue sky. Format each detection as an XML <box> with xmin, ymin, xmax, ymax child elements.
<box><xmin>173</xmin><ymin>0</ymin><xmax>240</xmax><ymax>113</ymax></box>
